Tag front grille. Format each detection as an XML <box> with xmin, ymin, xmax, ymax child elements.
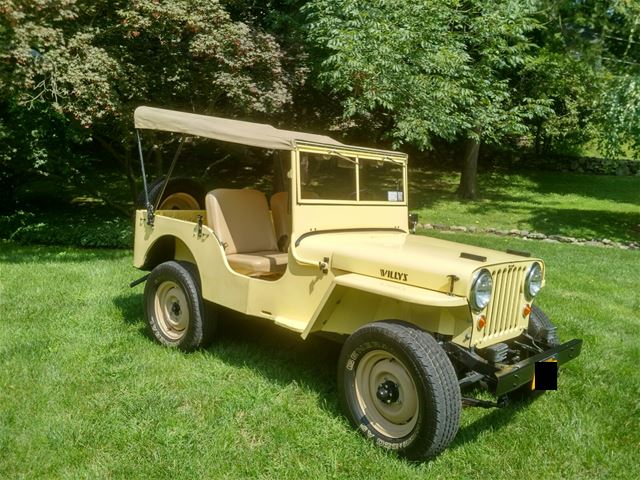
<box><xmin>480</xmin><ymin>265</ymin><xmax>527</xmax><ymax>341</ymax></box>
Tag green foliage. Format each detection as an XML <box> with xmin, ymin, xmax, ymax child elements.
<box><xmin>516</xmin><ymin>49</ymin><xmax>601</xmax><ymax>154</ymax></box>
<box><xmin>305</xmin><ymin>0</ymin><xmax>551</xmax><ymax>148</ymax></box>
<box><xmin>0</xmin><ymin>0</ymin><xmax>296</xmax><ymax>208</ymax></box>
<box><xmin>0</xmin><ymin>209</ymin><xmax>132</xmax><ymax>248</ymax></box>
<box><xmin>533</xmin><ymin>0</ymin><xmax>640</xmax><ymax>158</ymax></box>
<box><xmin>1</xmin><ymin>0</ymin><xmax>292</xmax><ymax>120</ymax></box>
<box><xmin>305</xmin><ymin>0</ymin><xmax>640</xmax><ymax>159</ymax></box>
<box><xmin>597</xmin><ymin>75</ymin><xmax>640</xmax><ymax>159</ymax></box>
<box><xmin>0</xmin><ymin>100</ymin><xmax>92</xmax><ymax>213</ymax></box>
<box><xmin>1</xmin><ymin>0</ymin><xmax>639</xmax><ymax>212</ymax></box>
<box><xmin>116</xmin><ymin>0</ymin><xmax>291</xmax><ymax>116</ymax></box>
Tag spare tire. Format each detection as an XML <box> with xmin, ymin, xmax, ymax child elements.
<box><xmin>137</xmin><ymin>177</ymin><xmax>206</xmax><ymax>210</ymax></box>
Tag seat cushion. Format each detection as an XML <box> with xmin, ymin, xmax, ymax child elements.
<box><xmin>206</xmin><ymin>189</ymin><xmax>278</xmax><ymax>254</ymax></box>
<box><xmin>226</xmin><ymin>250</ymin><xmax>288</xmax><ymax>275</ymax></box>
<box><xmin>270</xmin><ymin>191</ymin><xmax>291</xmax><ymax>248</ymax></box>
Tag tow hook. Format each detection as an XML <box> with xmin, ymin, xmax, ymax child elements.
<box><xmin>462</xmin><ymin>395</ymin><xmax>509</xmax><ymax>409</ymax></box>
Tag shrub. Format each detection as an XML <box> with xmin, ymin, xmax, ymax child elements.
<box><xmin>0</xmin><ymin>210</ymin><xmax>132</xmax><ymax>249</ymax></box>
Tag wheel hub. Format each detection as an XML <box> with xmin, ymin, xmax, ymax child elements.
<box><xmin>354</xmin><ymin>350</ymin><xmax>419</xmax><ymax>438</ymax></box>
<box><xmin>376</xmin><ymin>380</ymin><xmax>400</xmax><ymax>404</ymax></box>
<box><xmin>154</xmin><ymin>280</ymin><xmax>190</xmax><ymax>340</ymax></box>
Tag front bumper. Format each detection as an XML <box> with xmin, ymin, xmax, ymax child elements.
<box><xmin>448</xmin><ymin>338</ymin><xmax>583</xmax><ymax>397</ymax></box>
<box><xmin>493</xmin><ymin>338</ymin><xmax>582</xmax><ymax>396</ymax></box>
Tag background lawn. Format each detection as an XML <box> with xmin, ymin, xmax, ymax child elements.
<box><xmin>410</xmin><ymin>170</ymin><xmax>640</xmax><ymax>244</ymax></box>
<box><xmin>1</xmin><ymin>235</ymin><xmax>638</xmax><ymax>479</ymax></box>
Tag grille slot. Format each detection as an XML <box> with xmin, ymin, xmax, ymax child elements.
<box><xmin>482</xmin><ymin>266</ymin><xmax>526</xmax><ymax>340</ymax></box>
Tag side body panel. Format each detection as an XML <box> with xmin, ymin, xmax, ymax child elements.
<box><xmin>133</xmin><ymin>210</ymin><xmax>250</xmax><ymax>312</ymax></box>
<box><xmin>133</xmin><ymin>211</ymin><xmax>473</xmax><ymax>342</ymax></box>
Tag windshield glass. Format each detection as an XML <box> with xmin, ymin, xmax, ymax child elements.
<box><xmin>299</xmin><ymin>152</ymin><xmax>405</xmax><ymax>203</ymax></box>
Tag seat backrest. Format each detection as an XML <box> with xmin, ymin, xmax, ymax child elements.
<box><xmin>206</xmin><ymin>189</ymin><xmax>278</xmax><ymax>254</ymax></box>
<box><xmin>270</xmin><ymin>191</ymin><xmax>291</xmax><ymax>245</ymax></box>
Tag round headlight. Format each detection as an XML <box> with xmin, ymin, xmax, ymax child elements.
<box><xmin>470</xmin><ymin>269</ymin><xmax>493</xmax><ymax>312</ymax></box>
<box><xmin>525</xmin><ymin>262</ymin><xmax>543</xmax><ymax>300</ymax></box>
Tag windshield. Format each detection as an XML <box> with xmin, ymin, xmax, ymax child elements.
<box><xmin>299</xmin><ymin>151</ymin><xmax>405</xmax><ymax>203</ymax></box>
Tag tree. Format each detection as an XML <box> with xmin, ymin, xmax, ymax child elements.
<box><xmin>221</xmin><ymin>0</ymin><xmax>346</xmax><ymax>134</ymax></box>
<box><xmin>0</xmin><ymin>0</ymin><xmax>294</xmax><ymax>208</ymax></box>
<box><xmin>585</xmin><ymin>0</ymin><xmax>640</xmax><ymax>158</ymax></box>
<box><xmin>526</xmin><ymin>0</ymin><xmax>640</xmax><ymax>159</ymax></box>
<box><xmin>305</xmin><ymin>0</ymin><xmax>553</xmax><ymax>198</ymax></box>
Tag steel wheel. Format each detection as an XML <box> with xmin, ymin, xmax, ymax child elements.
<box><xmin>354</xmin><ymin>350</ymin><xmax>419</xmax><ymax>438</ymax></box>
<box><xmin>158</xmin><ymin>192</ymin><xmax>200</xmax><ymax>210</ymax></box>
<box><xmin>154</xmin><ymin>280</ymin><xmax>190</xmax><ymax>340</ymax></box>
<box><xmin>338</xmin><ymin>321</ymin><xmax>461</xmax><ymax>461</ymax></box>
<box><xmin>143</xmin><ymin>261</ymin><xmax>216</xmax><ymax>351</ymax></box>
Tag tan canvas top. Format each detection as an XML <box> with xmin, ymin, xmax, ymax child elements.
<box><xmin>134</xmin><ymin>106</ymin><xmax>344</xmax><ymax>150</ymax></box>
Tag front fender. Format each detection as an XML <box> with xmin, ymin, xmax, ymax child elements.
<box><xmin>333</xmin><ymin>273</ymin><xmax>468</xmax><ymax>308</ymax></box>
<box><xmin>303</xmin><ymin>273</ymin><xmax>472</xmax><ymax>345</ymax></box>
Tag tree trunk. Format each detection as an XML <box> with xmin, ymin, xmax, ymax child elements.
<box><xmin>458</xmin><ymin>134</ymin><xmax>480</xmax><ymax>200</ymax></box>
<box><xmin>534</xmin><ymin>121</ymin><xmax>542</xmax><ymax>159</ymax></box>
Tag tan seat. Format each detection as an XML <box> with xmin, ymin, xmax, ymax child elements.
<box><xmin>206</xmin><ymin>189</ymin><xmax>287</xmax><ymax>276</ymax></box>
<box><xmin>270</xmin><ymin>191</ymin><xmax>291</xmax><ymax>251</ymax></box>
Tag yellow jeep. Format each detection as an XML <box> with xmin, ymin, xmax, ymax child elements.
<box><xmin>131</xmin><ymin>107</ymin><xmax>582</xmax><ymax>460</ymax></box>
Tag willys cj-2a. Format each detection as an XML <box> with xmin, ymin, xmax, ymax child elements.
<box><xmin>130</xmin><ymin>106</ymin><xmax>582</xmax><ymax>461</ymax></box>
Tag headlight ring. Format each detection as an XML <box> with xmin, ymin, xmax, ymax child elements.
<box><xmin>470</xmin><ymin>268</ymin><xmax>493</xmax><ymax>312</ymax></box>
<box><xmin>524</xmin><ymin>262</ymin><xmax>543</xmax><ymax>300</ymax></box>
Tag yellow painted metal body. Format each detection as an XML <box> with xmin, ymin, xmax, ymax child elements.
<box><xmin>133</xmin><ymin>142</ymin><xmax>542</xmax><ymax>349</ymax></box>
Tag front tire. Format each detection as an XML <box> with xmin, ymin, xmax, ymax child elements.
<box><xmin>528</xmin><ymin>305</ymin><xmax>560</xmax><ymax>348</ymax></box>
<box><xmin>338</xmin><ymin>321</ymin><xmax>461</xmax><ymax>461</ymax></box>
<box><xmin>143</xmin><ymin>261</ymin><xmax>215</xmax><ymax>351</ymax></box>
<box><xmin>509</xmin><ymin>305</ymin><xmax>560</xmax><ymax>400</ymax></box>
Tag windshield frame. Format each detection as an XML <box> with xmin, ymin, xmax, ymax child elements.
<box><xmin>294</xmin><ymin>143</ymin><xmax>408</xmax><ymax>206</ymax></box>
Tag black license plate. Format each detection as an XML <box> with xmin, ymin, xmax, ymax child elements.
<box><xmin>532</xmin><ymin>358</ymin><xmax>558</xmax><ymax>390</ymax></box>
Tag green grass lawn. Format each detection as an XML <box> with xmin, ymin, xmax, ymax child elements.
<box><xmin>410</xmin><ymin>170</ymin><xmax>640</xmax><ymax>243</ymax></box>
<box><xmin>1</xmin><ymin>236</ymin><xmax>638</xmax><ymax>478</ymax></box>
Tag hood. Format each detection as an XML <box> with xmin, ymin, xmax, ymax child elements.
<box><xmin>294</xmin><ymin>231</ymin><xmax>539</xmax><ymax>297</ymax></box>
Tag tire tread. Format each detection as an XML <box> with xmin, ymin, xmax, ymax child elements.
<box><xmin>338</xmin><ymin>320</ymin><xmax>461</xmax><ymax>461</ymax></box>
<box><xmin>143</xmin><ymin>260</ymin><xmax>215</xmax><ymax>351</ymax></box>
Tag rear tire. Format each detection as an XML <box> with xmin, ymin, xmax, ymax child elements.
<box><xmin>338</xmin><ymin>321</ymin><xmax>461</xmax><ymax>461</ymax></box>
<box><xmin>143</xmin><ymin>261</ymin><xmax>216</xmax><ymax>351</ymax></box>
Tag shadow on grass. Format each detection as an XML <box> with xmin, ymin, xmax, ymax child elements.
<box><xmin>475</xmin><ymin>170</ymin><xmax>640</xmax><ymax>206</ymax></box>
<box><xmin>526</xmin><ymin>208</ymin><xmax>640</xmax><ymax>241</ymax></box>
<box><xmin>449</xmin><ymin>392</ymin><xmax>534</xmax><ymax>453</ymax></box>
<box><xmin>114</xmin><ymin>292</ymin><xmax>342</xmax><ymax>412</ymax></box>
<box><xmin>114</xmin><ymin>291</ymin><xmax>146</xmax><ymax>326</ymax></box>
<box><xmin>408</xmin><ymin>171</ymin><xmax>539</xmax><ymax>219</ymax></box>
<box><xmin>113</xmin><ymin>290</ymin><xmax>540</xmax><ymax>463</ymax></box>
<box><xmin>409</xmin><ymin>169</ymin><xmax>640</xmax><ymax>241</ymax></box>
<box><xmin>411</xmin><ymin>170</ymin><xmax>640</xmax><ymax>208</ymax></box>
<box><xmin>460</xmin><ymin>203</ymin><xmax>640</xmax><ymax>241</ymax></box>
<box><xmin>527</xmin><ymin>172</ymin><xmax>640</xmax><ymax>205</ymax></box>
